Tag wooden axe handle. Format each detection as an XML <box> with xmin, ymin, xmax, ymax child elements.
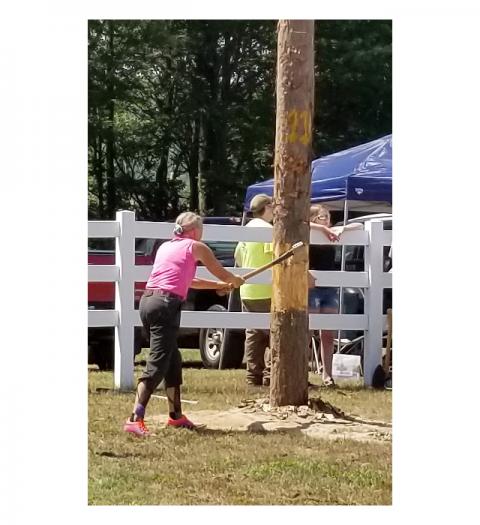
<box><xmin>216</xmin><ymin>241</ymin><xmax>304</xmax><ymax>295</ymax></box>
<box><xmin>242</xmin><ymin>241</ymin><xmax>304</xmax><ymax>281</ymax></box>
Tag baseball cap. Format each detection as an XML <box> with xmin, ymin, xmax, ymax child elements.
<box><xmin>249</xmin><ymin>194</ymin><xmax>272</xmax><ymax>213</ymax></box>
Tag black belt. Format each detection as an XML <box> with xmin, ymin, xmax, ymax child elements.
<box><xmin>144</xmin><ymin>288</ymin><xmax>183</xmax><ymax>301</ymax></box>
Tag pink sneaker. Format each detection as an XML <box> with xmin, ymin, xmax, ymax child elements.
<box><xmin>123</xmin><ymin>418</ymin><xmax>150</xmax><ymax>436</ymax></box>
<box><xmin>166</xmin><ymin>414</ymin><xmax>196</xmax><ymax>430</ymax></box>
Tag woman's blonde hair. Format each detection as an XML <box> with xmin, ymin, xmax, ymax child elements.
<box><xmin>173</xmin><ymin>212</ymin><xmax>203</xmax><ymax>235</ymax></box>
<box><xmin>309</xmin><ymin>204</ymin><xmax>330</xmax><ymax>221</ymax></box>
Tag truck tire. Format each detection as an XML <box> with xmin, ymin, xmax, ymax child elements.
<box><xmin>219</xmin><ymin>288</ymin><xmax>245</xmax><ymax>369</ymax></box>
<box><xmin>88</xmin><ymin>338</ymin><xmax>114</xmax><ymax>371</ymax></box>
<box><xmin>88</xmin><ymin>327</ymin><xmax>144</xmax><ymax>371</ymax></box>
<box><xmin>199</xmin><ymin>305</ymin><xmax>227</xmax><ymax>369</ymax></box>
<box><xmin>88</xmin><ymin>328</ymin><xmax>114</xmax><ymax>370</ymax></box>
<box><xmin>199</xmin><ymin>304</ymin><xmax>245</xmax><ymax>369</ymax></box>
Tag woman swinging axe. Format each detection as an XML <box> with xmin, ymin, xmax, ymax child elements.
<box><xmin>124</xmin><ymin>212</ymin><xmax>245</xmax><ymax>436</ymax></box>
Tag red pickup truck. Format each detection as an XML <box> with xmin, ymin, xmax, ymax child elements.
<box><xmin>88</xmin><ymin>218</ymin><xmax>245</xmax><ymax>370</ymax></box>
<box><xmin>88</xmin><ymin>248</ymin><xmax>153</xmax><ymax>307</ymax></box>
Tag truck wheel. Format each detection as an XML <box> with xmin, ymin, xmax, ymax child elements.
<box><xmin>199</xmin><ymin>305</ymin><xmax>226</xmax><ymax>369</ymax></box>
<box><xmin>88</xmin><ymin>328</ymin><xmax>114</xmax><ymax>370</ymax></box>
<box><xmin>89</xmin><ymin>340</ymin><xmax>114</xmax><ymax>371</ymax></box>
<box><xmin>199</xmin><ymin>304</ymin><xmax>245</xmax><ymax>369</ymax></box>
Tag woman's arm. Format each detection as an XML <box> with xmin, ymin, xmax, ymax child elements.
<box><xmin>310</xmin><ymin>222</ymin><xmax>340</xmax><ymax>241</ymax></box>
<box><xmin>192</xmin><ymin>242</ymin><xmax>244</xmax><ymax>288</ymax></box>
<box><xmin>190</xmin><ymin>278</ymin><xmax>233</xmax><ymax>290</ymax></box>
<box><xmin>330</xmin><ymin>222</ymin><xmax>364</xmax><ymax>236</ymax></box>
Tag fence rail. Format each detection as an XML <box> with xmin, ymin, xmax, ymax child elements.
<box><xmin>88</xmin><ymin>210</ymin><xmax>392</xmax><ymax>390</ymax></box>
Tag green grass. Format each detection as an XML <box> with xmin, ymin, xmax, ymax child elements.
<box><xmin>88</xmin><ymin>350</ymin><xmax>392</xmax><ymax>505</ymax></box>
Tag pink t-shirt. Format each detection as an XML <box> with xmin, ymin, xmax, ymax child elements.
<box><xmin>146</xmin><ymin>237</ymin><xmax>197</xmax><ymax>300</ymax></box>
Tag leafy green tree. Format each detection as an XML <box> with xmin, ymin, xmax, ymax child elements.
<box><xmin>88</xmin><ymin>19</ymin><xmax>391</xmax><ymax>220</ymax></box>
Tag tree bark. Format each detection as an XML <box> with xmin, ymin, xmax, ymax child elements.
<box><xmin>105</xmin><ymin>20</ymin><xmax>116</xmax><ymax>219</ymax></box>
<box><xmin>197</xmin><ymin>112</ymin><xmax>208</xmax><ymax>215</ymax></box>
<box><xmin>196</xmin><ymin>24</ymin><xmax>220</xmax><ymax>215</ymax></box>
<box><xmin>212</xmin><ymin>29</ymin><xmax>234</xmax><ymax>216</ymax></box>
<box><xmin>94</xmin><ymin>132</ymin><xmax>104</xmax><ymax>217</ymax></box>
<box><xmin>270</xmin><ymin>20</ymin><xmax>315</xmax><ymax>407</ymax></box>
<box><xmin>153</xmin><ymin>53</ymin><xmax>177</xmax><ymax>220</ymax></box>
<box><xmin>188</xmin><ymin>117</ymin><xmax>200</xmax><ymax>211</ymax></box>
<box><xmin>154</xmin><ymin>148</ymin><xmax>169</xmax><ymax>219</ymax></box>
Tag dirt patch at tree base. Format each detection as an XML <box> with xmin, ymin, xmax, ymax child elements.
<box><xmin>154</xmin><ymin>397</ymin><xmax>392</xmax><ymax>443</ymax></box>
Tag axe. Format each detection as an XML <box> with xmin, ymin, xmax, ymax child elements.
<box><xmin>217</xmin><ymin>241</ymin><xmax>305</xmax><ymax>295</ymax></box>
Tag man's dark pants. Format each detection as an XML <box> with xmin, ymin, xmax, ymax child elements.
<box><xmin>241</xmin><ymin>298</ymin><xmax>271</xmax><ymax>385</ymax></box>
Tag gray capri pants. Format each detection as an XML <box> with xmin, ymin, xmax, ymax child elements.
<box><xmin>138</xmin><ymin>289</ymin><xmax>183</xmax><ymax>391</ymax></box>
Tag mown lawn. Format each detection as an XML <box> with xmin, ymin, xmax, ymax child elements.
<box><xmin>88</xmin><ymin>350</ymin><xmax>392</xmax><ymax>505</ymax></box>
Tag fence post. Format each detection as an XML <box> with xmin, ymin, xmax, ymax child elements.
<box><xmin>363</xmin><ymin>219</ymin><xmax>384</xmax><ymax>386</ymax></box>
<box><xmin>114</xmin><ymin>210</ymin><xmax>136</xmax><ymax>390</ymax></box>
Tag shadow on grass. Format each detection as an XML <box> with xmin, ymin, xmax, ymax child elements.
<box><xmin>190</xmin><ymin>424</ymin><xmax>366</xmax><ymax>436</ymax></box>
<box><xmin>190</xmin><ymin>415</ymin><xmax>391</xmax><ymax>436</ymax></box>
<box><xmin>95</xmin><ymin>450</ymin><xmax>138</xmax><ymax>459</ymax></box>
<box><xmin>134</xmin><ymin>359</ymin><xmax>205</xmax><ymax>369</ymax></box>
<box><xmin>134</xmin><ymin>360</ymin><xmax>247</xmax><ymax>370</ymax></box>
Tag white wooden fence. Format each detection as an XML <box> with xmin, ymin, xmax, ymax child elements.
<box><xmin>88</xmin><ymin>210</ymin><xmax>392</xmax><ymax>390</ymax></box>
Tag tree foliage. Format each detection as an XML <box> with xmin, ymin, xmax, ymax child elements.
<box><xmin>88</xmin><ymin>20</ymin><xmax>391</xmax><ymax>220</ymax></box>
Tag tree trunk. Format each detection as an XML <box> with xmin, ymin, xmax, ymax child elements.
<box><xmin>212</xmin><ymin>29</ymin><xmax>234</xmax><ymax>216</ymax></box>
<box><xmin>197</xmin><ymin>25</ymin><xmax>219</xmax><ymax>215</ymax></box>
<box><xmin>153</xmin><ymin>55</ymin><xmax>176</xmax><ymax>220</ymax></box>
<box><xmin>94</xmin><ymin>132</ymin><xmax>104</xmax><ymax>217</ymax></box>
<box><xmin>154</xmin><ymin>149</ymin><xmax>169</xmax><ymax>219</ymax></box>
<box><xmin>198</xmin><ymin>113</ymin><xmax>208</xmax><ymax>215</ymax></box>
<box><xmin>270</xmin><ymin>20</ymin><xmax>315</xmax><ymax>407</ymax></box>
<box><xmin>188</xmin><ymin>117</ymin><xmax>200</xmax><ymax>211</ymax></box>
<box><xmin>105</xmin><ymin>21</ymin><xmax>116</xmax><ymax>219</ymax></box>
